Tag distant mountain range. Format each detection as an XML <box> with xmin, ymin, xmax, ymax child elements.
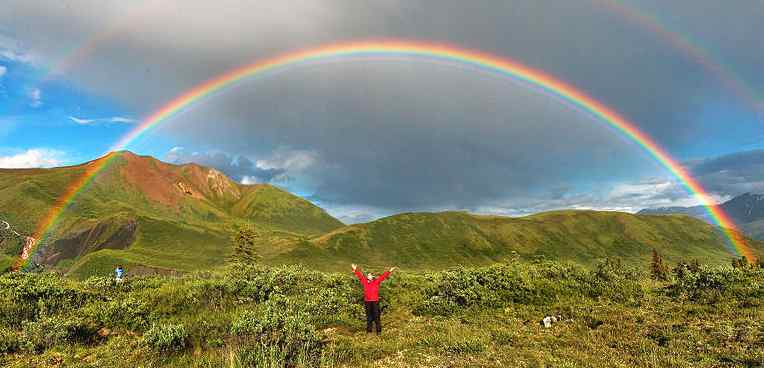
<box><xmin>1</xmin><ymin>152</ymin><xmax>761</xmax><ymax>278</ymax></box>
<box><xmin>639</xmin><ymin>193</ymin><xmax>764</xmax><ymax>240</ymax></box>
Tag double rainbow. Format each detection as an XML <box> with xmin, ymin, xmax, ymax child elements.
<box><xmin>19</xmin><ymin>40</ymin><xmax>754</xmax><ymax>269</ymax></box>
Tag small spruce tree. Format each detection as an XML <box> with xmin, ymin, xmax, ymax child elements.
<box><xmin>651</xmin><ymin>249</ymin><xmax>669</xmax><ymax>281</ymax></box>
<box><xmin>731</xmin><ymin>256</ymin><xmax>749</xmax><ymax>269</ymax></box>
<box><xmin>229</xmin><ymin>225</ymin><xmax>262</xmax><ymax>264</ymax></box>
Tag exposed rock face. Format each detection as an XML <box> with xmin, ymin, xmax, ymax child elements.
<box><xmin>177</xmin><ymin>182</ymin><xmax>194</xmax><ymax>196</ymax></box>
<box><xmin>206</xmin><ymin>168</ymin><xmax>240</xmax><ymax>199</ymax></box>
<box><xmin>35</xmin><ymin>217</ymin><xmax>138</xmax><ymax>265</ymax></box>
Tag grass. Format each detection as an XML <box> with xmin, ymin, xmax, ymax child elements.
<box><xmin>0</xmin><ymin>259</ymin><xmax>762</xmax><ymax>367</ymax></box>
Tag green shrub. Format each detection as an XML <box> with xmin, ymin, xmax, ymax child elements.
<box><xmin>231</xmin><ymin>296</ymin><xmax>324</xmax><ymax>366</ymax></box>
<box><xmin>0</xmin><ymin>327</ymin><xmax>20</xmax><ymax>353</ymax></box>
<box><xmin>20</xmin><ymin>315</ymin><xmax>97</xmax><ymax>352</ymax></box>
<box><xmin>83</xmin><ymin>275</ymin><xmax>119</xmax><ymax>291</ymax></box>
<box><xmin>0</xmin><ymin>272</ymin><xmax>92</xmax><ymax>326</ymax></box>
<box><xmin>669</xmin><ymin>265</ymin><xmax>763</xmax><ymax>303</ymax></box>
<box><xmin>142</xmin><ymin>323</ymin><xmax>188</xmax><ymax>352</ymax></box>
<box><xmin>83</xmin><ymin>293</ymin><xmax>153</xmax><ymax>330</ymax></box>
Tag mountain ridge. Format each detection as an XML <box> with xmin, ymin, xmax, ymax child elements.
<box><xmin>1</xmin><ymin>152</ymin><xmax>761</xmax><ymax>277</ymax></box>
<box><xmin>639</xmin><ymin>192</ymin><xmax>764</xmax><ymax>239</ymax></box>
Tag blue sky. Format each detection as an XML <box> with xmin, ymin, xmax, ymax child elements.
<box><xmin>1</xmin><ymin>0</ymin><xmax>763</xmax><ymax>222</ymax></box>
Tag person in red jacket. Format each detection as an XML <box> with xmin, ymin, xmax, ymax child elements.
<box><xmin>352</xmin><ymin>263</ymin><xmax>396</xmax><ymax>335</ymax></box>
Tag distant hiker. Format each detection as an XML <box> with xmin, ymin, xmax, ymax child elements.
<box><xmin>115</xmin><ymin>265</ymin><xmax>124</xmax><ymax>283</ymax></box>
<box><xmin>352</xmin><ymin>263</ymin><xmax>396</xmax><ymax>335</ymax></box>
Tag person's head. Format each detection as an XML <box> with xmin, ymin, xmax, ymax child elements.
<box><xmin>366</xmin><ymin>272</ymin><xmax>374</xmax><ymax>281</ymax></box>
<box><xmin>117</xmin><ymin>265</ymin><xmax>122</xmax><ymax>269</ymax></box>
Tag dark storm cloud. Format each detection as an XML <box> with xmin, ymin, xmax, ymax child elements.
<box><xmin>689</xmin><ymin>150</ymin><xmax>764</xmax><ymax>196</ymax></box>
<box><xmin>2</xmin><ymin>0</ymin><xmax>763</xmax><ymax>217</ymax></box>
<box><xmin>156</xmin><ymin>62</ymin><xmax>651</xmax><ymax>210</ymax></box>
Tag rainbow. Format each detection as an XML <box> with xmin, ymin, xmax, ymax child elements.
<box><xmin>18</xmin><ymin>39</ymin><xmax>755</xmax><ymax>269</ymax></box>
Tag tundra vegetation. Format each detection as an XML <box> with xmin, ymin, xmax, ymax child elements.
<box><xmin>0</xmin><ymin>256</ymin><xmax>762</xmax><ymax>367</ymax></box>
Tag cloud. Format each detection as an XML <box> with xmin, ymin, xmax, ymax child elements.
<box><xmin>28</xmin><ymin>87</ymin><xmax>41</xmax><ymax>107</ymax></box>
<box><xmin>0</xmin><ymin>65</ymin><xmax>6</xmax><ymax>77</ymax></box>
<box><xmin>69</xmin><ymin>116</ymin><xmax>95</xmax><ymax>125</ymax></box>
<box><xmin>109</xmin><ymin>116</ymin><xmax>136</xmax><ymax>123</ymax></box>
<box><xmin>688</xmin><ymin>149</ymin><xmax>764</xmax><ymax>196</ymax></box>
<box><xmin>165</xmin><ymin>148</ymin><xmax>290</xmax><ymax>184</ymax></box>
<box><xmin>68</xmin><ymin>115</ymin><xmax>136</xmax><ymax>125</ymax></box>
<box><xmin>255</xmin><ymin>151</ymin><xmax>315</xmax><ymax>171</ymax></box>
<box><xmin>0</xmin><ymin>33</ymin><xmax>35</xmax><ymax>63</ymax></box>
<box><xmin>0</xmin><ymin>149</ymin><xmax>64</xmax><ymax>168</ymax></box>
<box><xmin>240</xmin><ymin>176</ymin><xmax>260</xmax><ymax>185</ymax></box>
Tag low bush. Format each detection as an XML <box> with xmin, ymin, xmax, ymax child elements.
<box><xmin>0</xmin><ymin>327</ymin><xmax>20</xmax><ymax>353</ymax></box>
<box><xmin>20</xmin><ymin>315</ymin><xmax>97</xmax><ymax>352</ymax></box>
<box><xmin>83</xmin><ymin>293</ymin><xmax>153</xmax><ymax>330</ymax></box>
<box><xmin>668</xmin><ymin>264</ymin><xmax>764</xmax><ymax>303</ymax></box>
<box><xmin>231</xmin><ymin>296</ymin><xmax>324</xmax><ymax>366</ymax></box>
<box><xmin>414</xmin><ymin>261</ymin><xmax>644</xmax><ymax>316</ymax></box>
<box><xmin>0</xmin><ymin>272</ymin><xmax>92</xmax><ymax>326</ymax></box>
<box><xmin>142</xmin><ymin>323</ymin><xmax>188</xmax><ymax>352</ymax></box>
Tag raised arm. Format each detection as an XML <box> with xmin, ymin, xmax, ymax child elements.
<box><xmin>352</xmin><ymin>264</ymin><xmax>365</xmax><ymax>283</ymax></box>
<box><xmin>377</xmin><ymin>267</ymin><xmax>395</xmax><ymax>283</ymax></box>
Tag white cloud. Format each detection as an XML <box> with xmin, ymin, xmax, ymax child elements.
<box><xmin>255</xmin><ymin>149</ymin><xmax>316</xmax><ymax>172</ymax></box>
<box><xmin>28</xmin><ymin>87</ymin><xmax>41</xmax><ymax>107</ymax></box>
<box><xmin>69</xmin><ymin>116</ymin><xmax>95</xmax><ymax>125</ymax></box>
<box><xmin>0</xmin><ymin>149</ymin><xmax>64</xmax><ymax>168</ymax></box>
<box><xmin>468</xmin><ymin>178</ymin><xmax>728</xmax><ymax>218</ymax></box>
<box><xmin>68</xmin><ymin>115</ymin><xmax>136</xmax><ymax>125</ymax></box>
<box><xmin>0</xmin><ymin>65</ymin><xmax>6</xmax><ymax>78</ymax></box>
<box><xmin>240</xmin><ymin>176</ymin><xmax>259</xmax><ymax>185</ymax></box>
<box><xmin>109</xmin><ymin>116</ymin><xmax>136</xmax><ymax>123</ymax></box>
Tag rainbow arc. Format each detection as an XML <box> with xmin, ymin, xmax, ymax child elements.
<box><xmin>17</xmin><ymin>40</ymin><xmax>754</xmax><ymax>269</ymax></box>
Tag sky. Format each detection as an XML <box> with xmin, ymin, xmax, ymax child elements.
<box><xmin>0</xmin><ymin>0</ymin><xmax>762</xmax><ymax>223</ymax></box>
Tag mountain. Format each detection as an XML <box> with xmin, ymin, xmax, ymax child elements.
<box><xmin>1</xmin><ymin>152</ymin><xmax>760</xmax><ymax>278</ymax></box>
<box><xmin>638</xmin><ymin>193</ymin><xmax>764</xmax><ymax>239</ymax></box>
<box><xmin>272</xmin><ymin>210</ymin><xmax>763</xmax><ymax>271</ymax></box>
<box><xmin>0</xmin><ymin>151</ymin><xmax>343</xmax><ymax>276</ymax></box>
<box><xmin>637</xmin><ymin>205</ymin><xmax>710</xmax><ymax>220</ymax></box>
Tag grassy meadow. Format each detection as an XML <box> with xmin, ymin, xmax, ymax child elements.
<box><xmin>1</xmin><ymin>258</ymin><xmax>762</xmax><ymax>367</ymax></box>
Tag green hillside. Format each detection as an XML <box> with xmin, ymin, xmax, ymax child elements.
<box><xmin>274</xmin><ymin>210</ymin><xmax>764</xmax><ymax>271</ymax></box>
<box><xmin>1</xmin><ymin>152</ymin><xmax>761</xmax><ymax>279</ymax></box>
<box><xmin>0</xmin><ymin>152</ymin><xmax>344</xmax><ymax>277</ymax></box>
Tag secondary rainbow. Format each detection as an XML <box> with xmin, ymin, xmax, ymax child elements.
<box><xmin>597</xmin><ymin>0</ymin><xmax>762</xmax><ymax>114</ymax></box>
<box><xmin>19</xmin><ymin>40</ymin><xmax>755</xmax><ymax>269</ymax></box>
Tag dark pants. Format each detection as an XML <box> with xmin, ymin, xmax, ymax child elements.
<box><xmin>365</xmin><ymin>301</ymin><xmax>381</xmax><ymax>334</ymax></box>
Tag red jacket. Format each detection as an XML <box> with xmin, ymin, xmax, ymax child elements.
<box><xmin>354</xmin><ymin>268</ymin><xmax>390</xmax><ymax>302</ymax></box>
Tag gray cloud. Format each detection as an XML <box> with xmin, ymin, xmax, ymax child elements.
<box><xmin>2</xmin><ymin>0</ymin><xmax>763</xmax><ymax>219</ymax></box>
<box><xmin>689</xmin><ymin>149</ymin><xmax>764</xmax><ymax>196</ymax></box>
